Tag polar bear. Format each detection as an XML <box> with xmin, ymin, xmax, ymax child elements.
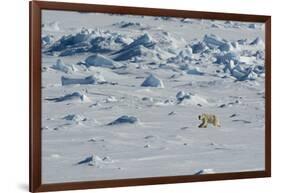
<box><xmin>198</xmin><ymin>113</ymin><xmax>221</xmax><ymax>128</ymax></box>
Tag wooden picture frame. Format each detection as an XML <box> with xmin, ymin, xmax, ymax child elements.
<box><xmin>30</xmin><ymin>1</ymin><xmax>271</xmax><ymax>192</ymax></box>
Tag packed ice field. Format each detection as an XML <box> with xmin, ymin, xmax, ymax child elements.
<box><xmin>41</xmin><ymin>10</ymin><xmax>265</xmax><ymax>183</ymax></box>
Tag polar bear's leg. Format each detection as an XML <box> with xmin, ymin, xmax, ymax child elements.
<box><xmin>203</xmin><ymin>122</ymin><xmax>208</xmax><ymax>128</ymax></box>
<box><xmin>198</xmin><ymin>121</ymin><xmax>205</xmax><ymax>128</ymax></box>
<box><xmin>198</xmin><ymin>118</ymin><xmax>206</xmax><ymax>128</ymax></box>
<box><xmin>199</xmin><ymin>117</ymin><xmax>208</xmax><ymax>128</ymax></box>
<box><xmin>214</xmin><ymin>117</ymin><xmax>221</xmax><ymax>127</ymax></box>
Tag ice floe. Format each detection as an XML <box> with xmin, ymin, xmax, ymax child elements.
<box><xmin>141</xmin><ymin>74</ymin><xmax>164</xmax><ymax>88</ymax></box>
<box><xmin>61</xmin><ymin>74</ymin><xmax>106</xmax><ymax>85</ymax></box>
<box><xmin>84</xmin><ymin>54</ymin><xmax>123</xmax><ymax>69</ymax></box>
<box><xmin>52</xmin><ymin>59</ymin><xmax>77</xmax><ymax>74</ymax></box>
<box><xmin>250</xmin><ymin>37</ymin><xmax>264</xmax><ymax>47</ymax></box>
<box><xmin>45</xmin><ymin>92</ymin><xmax>90</xmax><ymax>103</ymax></box>
<box><xmin>63</xmin><ymin>114</ymin><xmax>87</xmax><ymax>122</ymax></box>
<box><xmin>76</xmin><ymin>154</ymin><xmax>112</xmax><ymax>166</ymax></box>
<box><xmin>194</xmin><ymin>169</ymin><xmax>215</xmax><ymax>175</ymax></box>
<box><xmin>108</xmin><ymin>115</ymin><xmax>139</xmax><ymax>125</ymax></box>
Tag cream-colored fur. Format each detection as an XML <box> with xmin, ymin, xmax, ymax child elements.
<box><xmin>198</xmin><ymin>113</ymin><xmax>221</xmax><ymax>128</ymax></box>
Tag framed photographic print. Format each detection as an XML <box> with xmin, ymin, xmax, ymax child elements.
<box><xmin>30</xmin><ymin>1</ymin><xmax>271</xmax><ymax>192</ymax></box>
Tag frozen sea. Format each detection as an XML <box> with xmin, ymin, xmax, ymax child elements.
<box><xmin>41</xmin><ymin>10</ymin><xmax>265</xmax><ymax>183</ymax></box>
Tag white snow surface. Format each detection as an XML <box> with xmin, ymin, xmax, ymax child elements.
<box><xmin>41</xmin><ymin>10</ymin><xmax>265</xmax><ymax>184</ymax></box>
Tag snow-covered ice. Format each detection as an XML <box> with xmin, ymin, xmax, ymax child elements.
<box><xmin>84</xmin><ymin>54</ymin><xmax>123</xmax><ymax>69</ymax></box>
<box><xmin>61</xmin><ymin>75</ymin><xmax>97</xmax><ymax>85</ymax></box>
<box><xmin>51</xmin><ymin>59</ymin><xmax>77</xmax><ymax>74</ymax></box>
<box><xmin>41</xmin><ymin>10</ymin><xmax>265</xmax><ymax>184</ymax></box>
<box><xmin>194</xmin><ymin>169</ymin><xmax>215</xmax><ymax>175</ymax></box>
<box><xmin>141</xmin><ymin>74</ymin><xmax>164</xmax><ymax>88</ymax></box>
<box><xmin>63</xmin><ymin>114</ymin><xmax>87</xmax><ymax>122</ymax></box>
<box><xmin>45</xmin><ymin>92</ymin><xmax>90</xmax><ymax>103</ymax></box>
<box><xmin>107</xmin><ymin>115</ymin><xmax>139</xmax><ymax>125</ymax></box>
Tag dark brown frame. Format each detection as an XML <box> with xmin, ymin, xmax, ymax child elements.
<box><xmin>30</xmin><ymin>1</ymin><xmax>271</xmax><ymax>192</ymax></box>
